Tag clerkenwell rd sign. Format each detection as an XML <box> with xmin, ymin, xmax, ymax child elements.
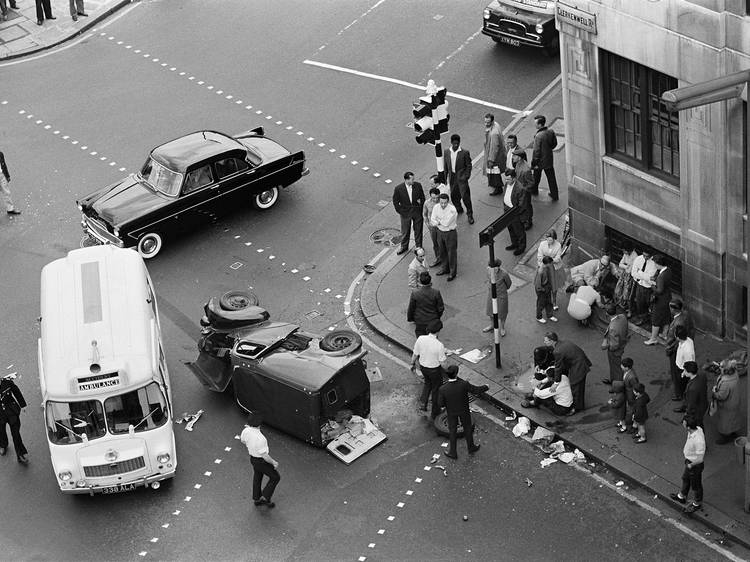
<box><xmin>556</xmin><ymin>2</ymin><xmax>597</xmax><ymax>34</ymax></box>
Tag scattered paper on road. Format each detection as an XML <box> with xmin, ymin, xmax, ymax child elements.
<box><xmin>512</xmin><ymin>417</ymin><xmax>531</xmax><ymax>437</ymax></box>
<box><xmin>540</xmin><ymin>458</ymin><xmax>558</xmax><ymax>468</ymax></box>
<box><xmin>459</xmin><ymin>349</ymin><xmax>488</xmax><ymax>363</ymax></box>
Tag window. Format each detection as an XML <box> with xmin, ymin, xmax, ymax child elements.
<box><xmin>182</xmin><ymin>165</ymin><xmax>214</xmax><ymax>194</ymax></box>
<box><xmin>46</xmin><ymin>399</ymin><xmax>107</xmax><ymax>445</ymax></box>
<box><xmin>215</xmin><ymin>157</ymin><xmax>249</xmax><ymax>179</ymax></box>
<box><xmin>104</xmin><ymin>382</ymin><xmax>168</xmax><ymax>434</ymax></box>
<box><xmin>139</xmin><ymin>157</ymin><xmax>183</xmax><ymax>197</ymax></box>
<box><xmin>602</xmin><ymin>51</ymin><xmax>680</xmax><ymax>182</ymax></box>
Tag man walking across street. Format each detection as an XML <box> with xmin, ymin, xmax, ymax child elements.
<box><xmin>393</xmin><ymin>172</ymin><xmax>425</xmax><ymax>255</ymax></box>
<box><xmin>438</xmin><ymin>365</ymin><xmax>489</xmax><ymax>459</ymax></box>
<box><xmin>407</xmin><ymin>271</ymin><xmax>444</xmax><ymax>337</ymax></box>
<box><xmin>602</xmin><ymin>303</ymin><xmax>629</xmax><ymax>384</ymax></box>
<box><xmin>670</xmin><ymin>415</ymin><xmax>705</xmax><ymax>514</ymax></box>
<box><xmin>483</xmin><ymin>113</ymin><xmax>506</xmax><ymax>196</ymax></box>
<box><xmin>664</xmin><ymin>298</ymin><xmax>695</xmax><ymax>402</ymax></box>
<box><xmin>502</xmin><ymin>170</ymin><xmax>527</xmax><ymax>256</ymax></box>
<box><xmin>0</xmin><ymin>374</ymin><xmax>29</xmax><ymax>463</ymax></box>
<box><xmin>444</xmin><ymin>134</ymin><xmax>474</xmax><ymax>224</ymax></box>
<box><xmin>240</xmin><ymin>413</ymin><xmax>280</xmax><ymax>508</ymax></box>
<box><xmin>0</xmin><ymin>151</ymin><xmax>20</xmax><ymax>216</ymax></box>
<box><xmin>431</xmin><ymin>193</ymin><xmax>458</xmax><ymax>281</ymax></box>
<box><xmin>544</xmin><ymin>331</ymin><xmax>591</xmax><ymax>413</ymax></box>
<box><xmin>411</xmin><ymin>319</ymin><xmax>447</xmax><ymax>419</ymax></box>
<box><xmin>531</xmin><ymin>115</ymin><xmax>559</xmax><ymax>200</ymax></box>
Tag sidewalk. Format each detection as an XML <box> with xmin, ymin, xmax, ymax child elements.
<box><xmin>361</xmin><ymin>81</ymin><xmax>750</xmax><ymax>548</ymax></box>
<box><xmin>0</xmin><ymin>0</ymin><xmax>129</xmax><ymax>59</ymax></box>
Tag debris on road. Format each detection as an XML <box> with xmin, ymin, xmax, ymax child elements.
<box><xmin>531</xmin><ymin>426</ymin><xmax>554</xmax><ymax>443</ymax></box>
<box><xmin>512</xmin><ymin>416</ymin><xmax>531</xmax><ymax>437</ymax></box>
<box><xmin>540</xmin><ymin>458</ymin><xmax>558</xmax><ymax>468</ymax></box>
<box><xmin>615</xmin><ymin>480</ymin><xmax>624</xmax><ymax>487</ymax></box>
<box><xmin>430</xmin><ymin>453</ymin><xmax>441</xmax><ymax>464</ymax></box>
<box><xmin>525</xmin><ymin>478</ymin><xmax>533</xmax><ymax>487</ymax></box>
<box><xmin>463</xmin><ymin>515</ymin><xmax>469</xmax><ymax>521</ymax></box>
<box><xmin>176</xmin><ymin>410</ymin><xmax>204</xmax><ymax>431</ymax></box>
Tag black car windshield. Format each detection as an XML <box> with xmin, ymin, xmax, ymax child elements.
<box><xmin>104</xmin><ymin>382</ymin><xmax>168</xmax><ymax>434</ymax></box>
<box><xmin>139</xmin><ymin>157</ymin><xmax>183</xmax><ymax>197</ymax></box>
<box><xmin>46</xmin><ymin>399</ymin><xmax>107</xmax><ymax>445</ymax></box>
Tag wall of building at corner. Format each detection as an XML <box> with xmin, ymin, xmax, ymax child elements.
<box><xmin>559</xmin><ymin>0</ymin><xmax>750</xmax><ymax>338</ymax></box>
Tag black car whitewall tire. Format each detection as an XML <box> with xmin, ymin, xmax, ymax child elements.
<box><xmin>319</xmin><ymin>329</ymin><xmax>362</xmax><ymax>356</ymax></box>
<box><xmin>219</xmin><ymin>290</ymin><xmax>260</xmax><ymax>311</ymax></box>
<box><xmin>253</xmin><ymin>187</ymin><xmax>279</xmax><ymax>210</ymax></box>
<box><xmin>137</xmin><ymin>232</ymin><xmax>163</xmax><ymax>259</ymax></box>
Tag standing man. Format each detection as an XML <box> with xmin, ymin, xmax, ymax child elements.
<box><xmin>531</xmin><ymin>115</ymin><xmax>559</xmax><ymax>200</ymax></box>
<box><xmin>240</xmin><ymin>413</ymin><xmax>280</xmax><ymax>508</ymax></box>
<box><xmin>483</xmin><ymin>113</ymin><xmax>506</xmax><ymax>196</ymax></box>
<box><xmin>502</xmin><ymin>170</ymin><xmax>527</xmax><ymax>256</ymax></box>
<box><xmin>503</xmin><ymin>134</ymin><xmax>519</xmax><ymax>179</ymax></box>
<box><xmin>0</xmin><ymin>374</ymin><xmax>28</xmax><ymax>463</ymax></box>
<box><xmin>34</xmin><ymin>0</ymin><xmax>55</xmax><ymax>25</ymax></box>
<box><xmin>411</xmin><ymin>319</ymin><xmax>447</xmax><ymax>419</ymax></box>
<box><xmin>407</xmin><ymin>271</ymin><xmax>444</xmax><ymax>337</ymax></box>
<box><xmin>630</xmin><ymin>250</ymin><xmax>657</xmax><ymax>325</ymax></box>
<box><xmin>0</xmin><ymin>150</ymin><xmax>20</xmax><ymax>216</ymax></box>
<box><xmin>423</xmin><ymin>187</ymin><xmax>442</xmax><ymax>267</ymax></box>
<box><xmin>444</xmin><ymin>134</ymin><xmax>474</xmax><ymax>224</ymax></box>
<box><xmin>675</xmin><ymin>361</ymin><xmax>708</xmax><ymax>428</ymax></box>
<box><xmin>544</xmin><ymin>331</ymin><xmax>591</xmax><ymax>413</ymax></box>
<box><xmin>431</xmin><ymin>193</ymin><xmax>458</xmax><ymax>281</ymax></box>
<box><xmin>512</xmin><ymin>146</ymin><xmax>534</xmax><ymax>230</ymax></box>
<box><xmin>1</xmin><ymin>0</ymin><xmax>18</xmax><ymax>21</ymax></box>
<box><xmin>392</xmin><ymin>172</ymin><xmax>425</xmax><ymax>256</ymax></box>
<box><xmin>429</xmin><ymin>173</ymin><xmax>450</xmax><ymax>197</ymax></box>
<box><xmin>407</xmin><ymin>247</ymin><xmax>429</xmax><ymax>289</ymax></box>
<box><xmin>438</xmin><ymin>365</ymin><xmax>489</xmax><ymax>459</ymax></box>
<box><xmin>602</xmin><ymin>303</ymin><xmax>629</xmax><ymax>384</ymax></box>
<box><xmin>670</xmin><ymin>416</ymin><xmax>705</xmax><ymax>514</ymax></box>
<box><xmin>69</xmin><ymin>0</ymin><xmax>87</xmax><ymax>21</ymax></box>
<box><xmin>665</xmin><ymin>298</ymin><xmax>695</xmax><ymax>402</ymax></box>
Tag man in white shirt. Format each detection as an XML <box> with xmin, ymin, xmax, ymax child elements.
<box><xmin>411</xmin><ymin>319</ymin><xmax>447</xmax><ymax>419</ymax></box>
<box><xmin>566</xmin><ymin>284</ymin><xmax>603</xmax><ymax>324</ymax></box>
<box><xmin>407</xmin><ymin>247</ymin><xmax>429</xmax><ymax>289</ymax></box>
<box><xmin>240</xmin><ymin>413</ymin><xmax>280</xmax><ymax>508</ymax></box>
<box><xmin>670</xmin><ymin>416</ymin><xmax>705</xmax><ymax>513</ymax></box>
<box><xmin>430</xmin><ymin>194</ymin><xmax>458</xmax><ymax>281</ymax></box>
<box><xmin>423</xmin><ymin>186</ymin><xmax>443</xmax><ymax>267</ymax></box>
<box><xmin>630</xmin><ymin>250</ymin><xmax>656</xmax><ymax>325</ymax></box>
<box><xmin>522</xmin><ymin>374</ymin><xmax>574</xmax><ymax>415</ymax></box>
<box><xmin>502</xmin><ymin>171</ymin><xmax>527</xmax><ymax>256</ymax></box>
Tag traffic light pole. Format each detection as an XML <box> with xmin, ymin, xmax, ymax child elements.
<box><xmin>431</xmin><ymin>99</ymin><xmax>447</xmax><ymax>185</ymax></box>
<box><xmin>487</xmin><ymin>236</ymin><xmax>502</xmax><ymax>369</ymax></box>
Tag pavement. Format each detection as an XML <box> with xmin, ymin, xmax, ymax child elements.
<box><xmin>0</xmin><ymin>0</ymin><xmax>129</xmax><ymax>59</ymax></box>
<box><xmin>361</xmin><ymin>80</ymin><xmax>750</xmax><ymax>549</ymax></box>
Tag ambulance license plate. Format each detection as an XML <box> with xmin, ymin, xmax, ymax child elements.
<box><xmin>102</xmin><ymin>483</ymin><xmax>136</xmax><ymax>494</ymax></box>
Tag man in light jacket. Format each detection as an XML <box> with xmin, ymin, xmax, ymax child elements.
<box><xmin>483</xmin><ymin>113</ymin><xmax>506</xmax><ymax>196</ymax></box>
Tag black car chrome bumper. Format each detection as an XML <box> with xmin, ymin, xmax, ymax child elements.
<box><xmin>80</xmin><ymin>215</ymin><xmax>124</xmax><ymax>247</ymax></box>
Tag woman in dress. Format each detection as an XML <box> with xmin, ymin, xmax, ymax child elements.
<box><xmin>613</xmin><ymin>241</ymin><xmax>638</xmax><ymax>315</ymax></box>
<box><xmin>483</xmin><ymin>258</ymin><xmax>512</xmax><ymax>336</ymax></box>
<box><xmin>712</xmin><ymin>359</ymin><xmax>743</xmax><ymax>444</ymax></box>
<box><xmin>536</xmin><ymin>229</ymin><xmax>564</xmax><ymax>310</ymax></box>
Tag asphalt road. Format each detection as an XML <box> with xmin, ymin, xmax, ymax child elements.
<box><xmin>0</xmin><ymin>1</ymin><xmax>738</xmax><ymax>561</ymax></box>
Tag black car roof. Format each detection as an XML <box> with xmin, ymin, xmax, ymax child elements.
<box><xmin>151</xmin><ymin>131</ymin><xmax>245</xmax><ymax>172</ymax></box>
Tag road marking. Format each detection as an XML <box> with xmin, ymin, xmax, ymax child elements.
<box><xmin>302</xmin><ymin>60</ymin><xmax>524</xmax><ymax>114</ymax></box>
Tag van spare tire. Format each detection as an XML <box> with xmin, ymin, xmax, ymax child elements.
<box><xmin>433</xmin><ymin>411</ymin><xmax>475</xmax><ymax>438</ymax></box>
<box><xmin>319</xmin><ymin>330</ymin><xmax>362</xmax><ymax>356</ymax></box>
<box><xmin>219</xmin><ymin>290</ymin><xmax>260</xmax><ymax>311</ymax></box>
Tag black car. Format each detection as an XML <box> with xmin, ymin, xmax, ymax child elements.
<box><xmin>77</xmin><ymin>128</ymin><xmax>309</xmax><ymax>258</ymax></box>
<box><xmin>482</xmin><ymin>0</ymin><xmax>559</xmax><ymax>56</ymax></box>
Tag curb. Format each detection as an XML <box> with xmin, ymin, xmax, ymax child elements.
<box><xmin>0</xmin><ymin>0</ymin><xmax>133</xmax><ymax>61</ymax></box>
<box><xmin>358</xmin><ymin>80</ymin><xmax>750</xmax><ymax>550</ymax></box>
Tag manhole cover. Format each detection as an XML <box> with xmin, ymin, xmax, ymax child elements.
<box><xmin>304</xmin><ymin>310</ymin><xmax>322</xmax><ymax>320</ymax></box>
<box><xmin>370</xmin><ymin>228</ymin><xmax>402</xmax><ymax>246</ymax></box>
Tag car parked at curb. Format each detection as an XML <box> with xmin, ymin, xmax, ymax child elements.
<box><xmin>77</xmin><ymin>128</ymin><xmax>309</xmax><ymax>259</ymax></box>
<box><xmin>482</xmin><ymin>0</ymin><xmax>559</xmax><ymax>56</ymax></box>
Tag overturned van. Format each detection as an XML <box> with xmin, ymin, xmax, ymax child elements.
<box><xmin>188</xmin><ymin>292</ymin><xmax>386</xmax><ymax>463</ymax></box>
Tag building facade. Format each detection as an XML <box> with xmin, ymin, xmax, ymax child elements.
<box><xmin>557</xmin><ymin>0</ymin><xmax>749</xmax><ymax>339</ymax></box>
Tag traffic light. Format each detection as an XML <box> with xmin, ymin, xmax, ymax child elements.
<box><xmin>411</xmin><ymin>88</ymin><xmax>449</xmax><ymax>145</ymax></box>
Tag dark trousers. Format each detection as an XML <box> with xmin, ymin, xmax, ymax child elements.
<box><xmin>504</xmin><ymin>204</ymin><xmax>526</xmax><ymax>250</ymax></box>
<box><xmin>570</xmin><ymin>378</ymin><xmax>586</xmax><ymax>410</ymax></box>
<box><xmin>419</xmin><ymin>365</ymin><xmax>443</xmax><ymax>418</ymax></box>
<box><xmin>69</xmin><ymin>0</ymin><xmax>84</xmax><ymax>16</ymax></box>
<box><xmin>1</xmin><ymin>0</ymin><xmax>18</xmax><ymax>14</ymax></box>
<box><xmin>427</xmin><ymin>226</ymin><xmax>440</xmax><ymax>263</ymax></box>
<box><xmin>632</xmin><ymin>284</ymin><xmax>652</xmax><ymax>320</ymax></box>
<box><xmin>0</xmin><ymin>414</ymin><xmax>27</xmax><ymax>459</ymax></box>
<box><xmin>668</xmin><ymin>351</ymin><xmax>685</xmax><ymax>399</ymax></box>
<box><xmin>536</xmin><ymin>289</ymin><xmax>552</xmax><ymax>319</ymax></box>
<box><xmin>447</xmin><ymin>412</ymin><xmax>475</xmax><ymax>456</ymax></box>
<box><xmin>450</xmin><ymin>180</ymin><xmax>473</xmax><ymax>217</ymax></box>
<box><xmin>535</xmin><ymin>396</ymin><xmax>572</xmax><ymax>416</ymax></box>
<box><xmin>680</xmin><ymin>461</ymin><xmax>704</xmax><ymax>503</ymax></box>
<box><xmin>35</xmin><ymin>0</ymin><xmax>53</xmax><ymax>20</ymax></box>
<box><xmin>399</xmin><ymin>214</ymin><xmax>423</xmax><ymax>252</ymax></box>
<box><xmin>250</xmin><ymin>456</ymin><xmax>280</xmax><ymax>501</ymax></box>
<box><xmin>607</xmin><ymin>350</ymin><xmax>624</xmax><ymax>383</ymax></box>
<box><xmin>533</xmin><ymin>167</ymin><xmax>558</xmax><ymax>199</ymax></box>
<box><xmin>437</xmin><ymin>229</ymin><xmax>457</xmax><ymax>276</ymax></box>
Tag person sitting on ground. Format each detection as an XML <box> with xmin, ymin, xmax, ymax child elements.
<box><xmin>565</xmin><ymin>283</ymin><xmax>602</xmax><ymax>326</ymax></box>
<box><xmin>521</xmin><ymin>373</ymin><xmax>574</xmax><ymax>416</ymax></box>
<box><xmin>570</xmin><ymin>254</ymin><xmax>618</xmax><ymax>288</ymax></box>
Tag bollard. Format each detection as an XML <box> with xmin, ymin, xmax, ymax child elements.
<box><xmin>735</xmin><ymin>436</ymin><xmax>748</xmax><ymax>465</ymax></box>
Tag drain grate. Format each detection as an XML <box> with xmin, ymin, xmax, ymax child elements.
<box><xmin>370</xmin><ymin>228</ymin><xmax>402</xmax><ymax>246</ymax></box>
<box><xmin>304</xmin><ymin>310</ymin><xmax>322</xmax><ymax>320</ymax></box>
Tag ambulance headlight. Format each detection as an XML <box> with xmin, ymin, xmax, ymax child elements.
<box><xmin>58</xmin><ymin>470</ymin><xmax>72</xmax><ymax>481</ymax></box>
<box><xmin>157</xmin><ymin>453</ymin><xmax>171</xmax><ymax>464</ymax></box>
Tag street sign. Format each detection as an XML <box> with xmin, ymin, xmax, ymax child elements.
<box><xmin>478</xmin><ymin>207</ymin><xmax>520</xmax><ymax>248</ymax></box>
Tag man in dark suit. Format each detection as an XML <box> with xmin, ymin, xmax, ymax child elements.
<box><xmin>407</xmin><ymin>272</ymin><xmax>444</xmax><ymax>337</ymax></box>
<box><xmin>664</xmin><ymin>298</ymin><xmax>695</xmax><ymax>401</ymax></box>
<box><xmin>602</xmin><ymin>303</ymin><xmax>629</xmax><ymax>384</ymax></box>
<box><xmin>393</xmin><ymin>171</ymin><xmax>425</xmax><ymax>255</ymax></box>
<box><xmin>544</xmin><ymin>331</ymin><xmax>591</xmax><ymax>412</ymax></box>
<box><xmin>531</xmin><ymin>114</ymin><xmax>559</xmax><ymax>200</ymax></box>
<box><xmin>675</xmin><ymin>361</ymin><xmax>708</xmax><ymax>428</ymax></box>
<box><xmin>444</xmin><ymin>134</ymin><xmax>474</xmax><ymax>224</ymax></box>
<box><xmin>0</xmin><ymin>374</ymin><xmax>28</xmax><ymax>463</ymax></box>
<box><xmin>438</xmin><ymin>365</ymin><xmax>489</xmax><ymax>459</ymax></box>
<box><xmin>502</xmin><ymin>170</ymin><xmax>527</xmax><ymax>256</ymax></box>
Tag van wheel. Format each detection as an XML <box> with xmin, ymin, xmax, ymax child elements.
<box><xmin>433</xmin><ymin>411</ymin><xmax>474</xmax><ymax>438</ymax></box>
<box><xmin>219</xmin><ymin>290</ymin><xmax>260</xmax><ymax>311</ymax></box>
<box><xmin>320</xmin><ymin>330</ymin><xmax>362</xmax><ymax>356</ymax></box>
<box><xmin>253</xmin><ymin>187</ymin><xmax>279</xmax><ymax>210</ymax></box>
<box><xmin>137</xmin><ymin>232</ymin><xmax>163</xmax><ymax>259</ymax></box>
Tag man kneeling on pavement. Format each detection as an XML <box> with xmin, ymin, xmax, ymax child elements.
<box><xmin>521</xmin><ymin>372</ymin><xmax>574</xmax><ymax>416</ymax></box>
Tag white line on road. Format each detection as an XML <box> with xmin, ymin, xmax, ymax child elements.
<box><xmin>302</xmin><ymin>59</ymin><xmax>526</xmax><ymax>114</ymax></box>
